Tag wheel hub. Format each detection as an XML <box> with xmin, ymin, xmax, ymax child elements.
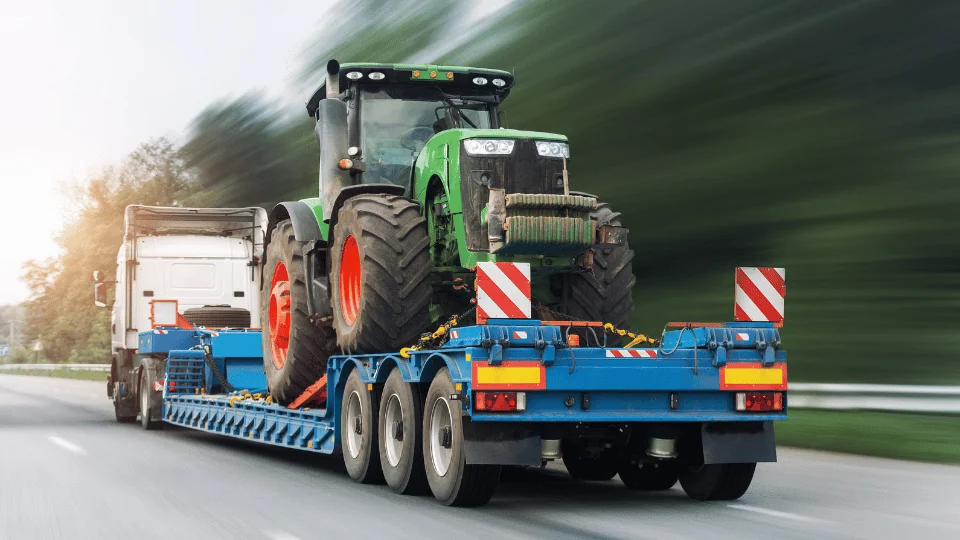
<box><xmin>430</xmin><ymin>397</ymin><xmax>454</xmax><ymax>476</ymax></box>
<box><xmin>268</xmin><ymin>261</ymin><xmax>291</xmax><ymax>369</ymax></box>
<box><xmin>384</xmin><ymin>394</ymin><xmax>404</xmax><ymax>467</ymax></box>
<box><xmin>338</xmin><ymin>234</ymin><xmax>362</xmax><ymax>326</ymax></box>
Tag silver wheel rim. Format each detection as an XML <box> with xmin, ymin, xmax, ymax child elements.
<box><xmin>345</xmin><ymin>390</ymin><xmax>363</xmax><ymax>459</ymax></box>
<box><xmin>384</xmin><ymin>393</ymin><xmax>404</xmax><ymax>467</ymax></box>
<box><xmin>430</xmin><ymin>397</ymin><xmax>453</xmax><ymax>477</ymax></box>
<box><xmin>140</xmin><ymin>374</ymin><xmax>149</xmax><ymax>417</ymax></box>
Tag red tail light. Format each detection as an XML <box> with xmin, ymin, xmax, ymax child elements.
<box><xmin>474</xmin><ymin>391</ymin><xmax>526</xmax><ymax>412</ymax></box>
<box><xmin>735</xmin><ymin>392</ymin><xmax>783</xmax><ymax>412</ymax></box>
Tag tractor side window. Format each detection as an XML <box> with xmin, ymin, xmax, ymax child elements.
<box><xmin>360</xmin><ymin>88</ymin><xmax>492</xmax><ymax>188</ymax></box>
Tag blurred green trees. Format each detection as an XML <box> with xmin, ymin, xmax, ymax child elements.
<box><xmin>22</xmin><ymin>0</ymin><xmax>960</xmax><ymax>381</ymax></box>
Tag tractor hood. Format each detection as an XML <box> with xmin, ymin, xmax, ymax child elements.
<box><xmin>448</xmin><ymin>128</ymin><xmax>568</xmax><ymax>143</ymax></box>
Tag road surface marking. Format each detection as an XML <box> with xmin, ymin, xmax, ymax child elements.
<box><xmin>263</xmin><ymin>531</ymin><xmax>304</xmax><ymax>540</ymax></box>
<box><xmin>728</xmin><ymin>504</ymin><xmax>826</xmax><ymax>523</ymax></box>
<box><xmin>47</xmin><ymin>436</ymin><xmax>87</xmax><ymax>455</ymax></box>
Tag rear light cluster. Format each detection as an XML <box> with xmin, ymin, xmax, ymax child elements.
<box><xmin>735</xmin><ymin>392</ymin><xmax>783</xmax><ymax>412</ymax></box>
<box><xmin>474</xmin><ymin>391</ymin><xmax>526</xmax><ymax>412</ymax></box>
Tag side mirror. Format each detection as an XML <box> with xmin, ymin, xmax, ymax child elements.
<box><xmin>93</xmin><ymin>270</ymin><xmax>103</xmax><ymax>282</ymax></box>
<box><xmin>94</xmin><ymin>282</ymin><xmax>107</xmax><ymax>308</ymax></box>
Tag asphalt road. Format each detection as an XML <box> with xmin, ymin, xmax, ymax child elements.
<box><xmin>2</xmin><ymin>375</ymin><xmax>959</xmax><ymax>540</ymax></box>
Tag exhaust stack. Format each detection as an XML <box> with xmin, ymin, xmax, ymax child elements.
<box><xmin>325</xmin><ymin>59</ymin><xmax>340</xmax><ymax>98</ymax></box>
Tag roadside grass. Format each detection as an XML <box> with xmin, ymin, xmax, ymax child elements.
<box><xmin>778</xmin><ymin>409</ymin><xmax>960</xmax><ymax>464</ymax></box>
<box><xmin>1</xmin><ymin>369</ymin><xmax>107</xmax><ymax>382</ymax></box>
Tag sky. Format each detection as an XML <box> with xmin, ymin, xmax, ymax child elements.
<box><xmin>0</xmin><ymin>0</ymin><xmax>330</xmax><ymax>304</ymax></box>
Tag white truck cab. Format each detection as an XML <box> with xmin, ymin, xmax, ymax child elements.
<box><xmin>94</xmin><ymin>205</ymin><xmax>267</xmax><ymax>423</ymax></box>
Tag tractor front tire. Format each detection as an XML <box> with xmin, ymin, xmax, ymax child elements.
<box><xmin>261</xmin><ymin>220</ymin><xmax>336</xmax><ymax>405</ymax></box>
<box><xmin>330</xmin><ymin>194</ymin><xmax>433</xmax><ymax>354</ymax></box>
<box><xmin>561</xmin><ymin>203</ymin><xmax>635</xmax><ymax>345</ymax></box>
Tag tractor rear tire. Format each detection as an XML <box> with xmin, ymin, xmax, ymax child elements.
<box><xmin>560</xmin><ymin>203</ymin><xmax>635</xmax><ymax>346</ymax></box>
<box><xmin>330</xmin><ymin>194</ymin><xmax>433</xmax><ymax>354</ymax></box>
<box><xmin>183</xmin><ymin>306</ymin><xmax>251</xmax><ymax>328</ymax></box>
<box><xmin>261</xmin><ymin>220</ymin><xmax>337</xmax><ymax>405</ymax></box>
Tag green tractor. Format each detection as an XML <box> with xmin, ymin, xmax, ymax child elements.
<box><xmin>262</xmin><ymin>60</ymin><xmax>635</xmax><ymax>405</ymax></box>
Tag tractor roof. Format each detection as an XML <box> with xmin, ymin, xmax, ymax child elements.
<box><xmin>306</xmin><ymin>63</ymin><xmax>515</xmax><ymax>118</ymax></box>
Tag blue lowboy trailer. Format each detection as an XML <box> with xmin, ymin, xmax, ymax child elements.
<box><xmin>133</xmin><ymin>316</ymin><xmax>787</xmax><ymax>507</ymax></box>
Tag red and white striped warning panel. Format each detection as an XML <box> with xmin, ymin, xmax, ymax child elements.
<box><xmin>513</xmin><ymin>330</ymin><xmax>528</xmax><ymax>339</ymax></box>
<box><xmin>736</xmin><ymin>332</ymin><xmax>750</xmax><ymax>341</ymax></box>
<box><xmin>735</xmin><ymin>267</ymin><xmax>785</xmax><ymax>324</ymax></box>
<box><xmin>476</xmin><ymin>262</ymin><xmax>531</xmax><ymax>324</ymax></box>
<box><xmin>605</xmin><ymin>349</ymin><xmax>658</xmax><ymax>358</ymax></box>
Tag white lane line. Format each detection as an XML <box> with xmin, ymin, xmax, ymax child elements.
<box><xmin>263</xmin><ymin>531</ymin><xmax>304</xmax><ymax>540</ymax></box>
<box><xmin>728</xmin><ymin>504</ymin><xmax>827</xmax><ymax>524</ymax></box>
<box><xmin>47</xmin><ymin>435</ymin><xmax>87</xmax><ymax>455</ymax></box>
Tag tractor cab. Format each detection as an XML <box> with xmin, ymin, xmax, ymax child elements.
<box><xmin>306</xmin><ymin>62</ymin><xmax>512</xmax><ymax>196</ymax></box>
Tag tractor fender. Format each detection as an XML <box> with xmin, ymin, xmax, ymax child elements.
<box><xmin>267</xmin><ymin>201</ymin><xmax>323</xmax><ymax>246</ymax></box>
<box><xmin>137</xmin><ymin>356</ymin><xmax>165</xmax><ymax>423</ymax></box>
<box><xmin>329</xmin><ymin>184</ymin><xmax>408</xmax><ymax>228</ymax></box>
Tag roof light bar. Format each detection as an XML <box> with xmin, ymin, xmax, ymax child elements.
<box><xmin>345</xmin><ymin>71</ymin><xmax>363</xmax><ymax>80</ymax></box>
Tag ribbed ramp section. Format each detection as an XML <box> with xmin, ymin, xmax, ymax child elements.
<box><xmin>163</xmin><ymin>394</ymin><xmax>335</xmax><ymax>453</ymax></box>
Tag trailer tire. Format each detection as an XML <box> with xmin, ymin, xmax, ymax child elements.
<box><xmin>139</xmin><ymin>369</ymin><xmax>162</xmax><ymax>430</ymax></box>
<box><xmin>679</xmin><ymin>463</ymin><xmax>757</xmax><ymax>501</ymax></box>
<box><xmin>559</xmin><ymin>203</ymin><xmax>635</xmax><ymax>346</ymax></box>
<box><xmin>330</xmin><ymin>194</ymin><xmax>433</xmax><ymax>354</ymax></box>
<box><xmin>262</xmin><ymin>219</ymin><xmax>337</xmax><ymax>405</ymax></box>
<box><xmin>561</xmin><ymin>440</ymin><xmax>619</xmax><ymax>481</ymax></box>
<box><xmin>341</xmin><ymin>370</ymin><xmax>384</xmax><ymax>484</ymax></box>
<box><xmin>378</xmin><ymin>369</ymin><xmax>428</xmax><ymax>494</ymax></box>
<box><xmin>183</xmin><ymin>306</ymin><xmax>251</xmax><ymax>328</ymax></box>
<box><xmin>618</xmin><ymin>460</ymin><xmax>678</xmax><ymax>490</ymax></box>
<box><xmin>423</xmin><ymin>368</ymin><xmax>500</xmax><ymax>506</ymax></box>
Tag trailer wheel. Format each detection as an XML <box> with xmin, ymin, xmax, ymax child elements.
<box><xmin>262</xmin><ymin>219</ymin><xmax>337</xmax><ymax>405</ymax></box>
<box><xmin>618</xmin><ymin>460</ymin><xmax>678</xmax><ymax>490</ymax></box>
<box><xmin>679</xmin><ymin>463</ymin><xmax>757</xmax><ymax>501</ymax></box>
<box><xmin>423</xmin><ymin>368</ymin><xmax>500</xmax><ymax>506</ymax></box>
<box><xmin>561</xmin><ymin>440</ymin><xmax>618</xmax><ymax>481</ymax></box>
<box><xmin>378</xmin><ymin>369</ymin><xmax>427</xmax><ymax>494</ymax></box>
<box><xmin>341</xmin><ymin>370</ymin><xmax>384</xmax><ymax>484</ymax></box>
<box><xmin>139</xmin><ymin>369</ymin><xmax>162</xmax><ymax>430</ymax></box>
<box><xmin>330</xmin><ymin>194</ymin><xmax>433</xmax><ymax>354</ymax></box>
<box><xmin>558</xmin><ymin>203</ymin><xmax>635</xmax><ymax>346</ymax></box>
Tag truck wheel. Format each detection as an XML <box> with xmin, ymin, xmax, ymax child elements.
<box><xmin>183</xmin><ymin>306</ymin><xmax>251</xmax><ymax>328</ymax></box>
<box><xmin>560</xmin><ymin>203</ymin><xmax>635</xmax><ymax>345</ymax></box>
<box><xmin>114</xmin><ymin>402</ymin><xmax>137</xmax><ymax>423</ymax></box>
<box><xmin>330</xmin><ymin>194</ymin><xmax>432</xmax><ymax>354</ymax></box>
<box><xmin>423</xmin><ymin>368</ymin><xmax>500</xmax><ymax>506</ymax></box>
<box><xmin>561</xmin><ymin>440</ymin><xmax>619</xmax><ymax>481</ymax></box>
<box><xmin>341</xmin><ymin>370</ymin><xmax>384</xmax><ymax>484</ymax></box>
<box><xmin>679</xmin><ymin>463</ymin><xmax>757</xmax><ymax>501</ymax></box>
<box><xmin>378</xmin><ymin>369</ymin><xmax>427</xmax><ymax>494</ymax></box>
<box><xmin>619</xmin><ymin>460</ymin><xmax>678</xmax><ymax>490</ymax></box>
<box><xmin>262</xmin><ymin>219</ymin><xmax>336</xmax><ymax>405</ymax></box>
<box><xmin>139</xmin><ymin>369</ymin><xmax>162</xmax><ymax>430</ymax></box>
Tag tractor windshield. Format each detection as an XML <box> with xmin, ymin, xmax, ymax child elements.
<box><xmin>360</xmin><ymin>87</ymin><xmax>494</xmax><ymax>186</ymax></box>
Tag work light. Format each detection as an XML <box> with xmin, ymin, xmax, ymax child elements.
<box><xmin>536</xmin><ymin>141</ymin><xmax>570</xmax><ymax>158</ymax></box>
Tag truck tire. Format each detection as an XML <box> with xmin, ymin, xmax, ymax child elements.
<box><xmin>139</xmin><ymin>369</ymin><xmax>162</xmax><ymax>430</ymax></box>
<box><xmin>679</xmin><ymin>463</ymin><xmax>757</xmax><ymax>501</ymax></box>
<box><xmin>341</xmin><ymin>370</ymin><xmax>384</xmax><ymax>484</ymax></box>
<box><xmin>330</xmin><ymin>194</ymin><xmax>433</xmax><ymax>354</ymax></box>
<box><xmin>262</xmin><ymin>220</ymin><xmax>337</xmax><ymax>405</ymax></box>
<box><xmin>378</xmin><ymin>369</ymin><xmax>427</xmax><ymax>494</ymax></box>
<box><xmin>183</xmin><ymin>306</ymin><xmax>251</xmax><ymax>328</ymax></box>
<box><xmin>619</xmin><ymin>460</ymin><xmax>678</xmax><ymax>490</ymax></box>
<box><xmin>561</xmin><ymin>440</ymin><xmax>619</xmax><ymax>481</ymax></box>
<box><xmin>114</xmin><ymin>402</ymin><xmax>137</xmax><ymax>423</ymax></box>
<box><xmin>423</xmin><ymin>368</ymin><xmax>500</xmax><ymax>506</ymax></box>
<box><xmin>560</xmin><ymin>203</ymin><xmax>635</xmax><ymax>346</ymax></box>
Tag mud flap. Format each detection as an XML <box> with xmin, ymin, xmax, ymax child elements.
<box><xmin>701</xmin><ymin>421</ymin><xmax>777</xmax><ymax>464</ymax></box>
<box><xmin>462</xmin><ymin>418</ymin><xmax>541</xmax><ymax>466</ymax></box>
<box><xmin>141</xmin><ymin>358</ymin><xmax>165</xmax><ymax>423</ymax></box>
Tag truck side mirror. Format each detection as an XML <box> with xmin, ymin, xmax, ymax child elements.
<box><xmin>93</xmin><ymin>270</ymin><xmax>103</xmax><ymax>282</ymax></box>
<box><xmin>94</xmin><ymin>282</ymin><xmax>108</xmax><ymax>308</ymax></box>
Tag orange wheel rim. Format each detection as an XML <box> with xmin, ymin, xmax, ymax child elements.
<box><xmin>339</xmin><ymin>234</ymin><xmax>361</xmax><ymax>326</ymax></box>
<box><xmin>268</xmin><ymin>261</ymin><xmax>291</xmax><ymax>369</ymax></box>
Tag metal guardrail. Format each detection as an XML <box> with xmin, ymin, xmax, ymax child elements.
<box><xmin>788</xmin><ymin>383</ymin><xmax>960</xmax><ymax>414</ymax></box>
<box><xmin>0</xmin><ymin>364</ymin><xmax>956</xmax><ymax>413</ymax></box>
<box><xmin>0</xmin><ymin>363</ymin><xmax>110</xmax><ymax>372</ymax></box>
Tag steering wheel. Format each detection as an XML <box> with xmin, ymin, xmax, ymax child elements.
<box><xmin>399</xmin><ymin>127</ymin><xmax>435</xmax><ymax>151</ymax></box>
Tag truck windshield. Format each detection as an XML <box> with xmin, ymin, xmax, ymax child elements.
<box><xmin>360</xmin><ymin>87</ymin><xmax>494</xmax><ymax>186</ymax></box>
